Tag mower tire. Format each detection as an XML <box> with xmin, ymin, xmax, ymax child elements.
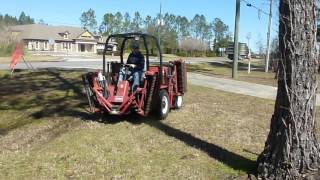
<box><xmin>173</xmin><ymin>96</ymin><xmax>183</xmax><ymax>109</ymax></box>
<box><xmin>156</xmin><ymin>90</ymin><xmax>169</xmax><ymax>120</ymax></box>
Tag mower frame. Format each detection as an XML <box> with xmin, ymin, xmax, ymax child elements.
<box><xmin>83</xmin><ymin>33</ymin><xmax>187</xmax><ymax>119</ymax></box>
<box><xmin>103</xmin><ymin>33</ymin><xmax>163</xmax><ymax>79</ymax></box>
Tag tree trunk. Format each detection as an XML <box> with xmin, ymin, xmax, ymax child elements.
<box><xmin>257</xmin><ymin>0</ymin><xmax>320</xmax><ymax>179</ymax></box>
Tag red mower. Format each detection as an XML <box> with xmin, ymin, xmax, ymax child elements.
<box><xmin>82</xmin><ymin>33</ymin><xmax>187</xmax><ymax>119</ymax></box>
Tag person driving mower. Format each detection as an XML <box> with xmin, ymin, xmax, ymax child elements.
<box><xmin>118</xmin><ymin>41</ymin><xmax>145</xmax><ymax>92</ymax></box>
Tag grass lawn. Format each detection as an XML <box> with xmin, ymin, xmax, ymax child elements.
<box><xmin>0</xmin><ymin>70</ymin><xmax>319</xmax><ymax>179</ymax></box>
<box><xmin>187</xmin><ymin>61</ymin><xmax>278</xmax><ymax>87</ymax></box>
<box><xmin>0</xmin><ymin>55</ymin><xmax>63</xmax><ymax>63</ymax></box>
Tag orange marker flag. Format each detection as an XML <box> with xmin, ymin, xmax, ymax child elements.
<box><xmin>9</xmin><ymin>43</ymin><xmax>23</xmax><ymax>70</ymax></box>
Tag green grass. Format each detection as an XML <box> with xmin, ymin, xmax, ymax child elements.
<box><xmin>187</xmin><ymin>61</ymin><xmax>278</xmax><ymax>87</ymax></box>
<box><xmin>0</xmin><ymin>70</ymin><xmax>318</xmax><ymax>179</ymax></box>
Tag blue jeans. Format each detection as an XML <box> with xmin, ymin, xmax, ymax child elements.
<box><xmin>118</xmin><ymin>69</ymin><xmax>142</xmax><ymax>91</ymax></box>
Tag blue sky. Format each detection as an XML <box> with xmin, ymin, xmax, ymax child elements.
<box><xmin>0</xmin><ymin>0</ymin><xmax>278</xmax><ymax>52</ymax></box>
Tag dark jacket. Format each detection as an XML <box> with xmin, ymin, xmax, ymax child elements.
<box><xmin>127</xmin><ymin>51</ymin><xmax>145</xmax><ymax>71</ymax></box>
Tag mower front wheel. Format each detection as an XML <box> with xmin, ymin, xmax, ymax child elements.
<box><xmin>156</xmin><ymin>90</ymin><xmax>170</xmax><ymax>120</ymax></box>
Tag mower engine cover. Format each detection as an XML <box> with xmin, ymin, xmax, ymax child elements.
<box><xmin>112</xmin><ymin>81</ymin><xmax>130</xmax><ymax>103</ymax></box>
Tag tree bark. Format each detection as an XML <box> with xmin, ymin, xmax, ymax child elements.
<box><xmin>257</xmin><ymin>0</ymin><xmax>320</xmax><ymax>179</ymax></box>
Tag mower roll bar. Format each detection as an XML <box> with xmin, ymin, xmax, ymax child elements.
<box><xmin>102</xmin><ymin>33</ymin><xmax>163</xmax><ymax>79</ymax></box>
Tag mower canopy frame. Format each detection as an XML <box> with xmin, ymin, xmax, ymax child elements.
<box><xmin>102</xmin><ymin>33</ymin><xmax>163</xmax><ymax>78</ymax></box>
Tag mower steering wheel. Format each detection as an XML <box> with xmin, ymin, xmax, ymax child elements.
<box><xmin>121</xmin><ymin>64</ymin><xmax>136</xmax><ymax>71</ymax></box>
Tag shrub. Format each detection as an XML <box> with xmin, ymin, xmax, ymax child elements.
<box><xmin>0</xmin><ymin>41</ymin><xmax>16</xmax><ymax>56</ymax></box>
<box><xmin>206</xmin><ymin>50</ymin><xmax>216</xmax><ymax>57</ymax></box>
<box><xmin>175</xmin><ymin>51</ymin><xmax>188</xmax><ymax>57</ymax></box>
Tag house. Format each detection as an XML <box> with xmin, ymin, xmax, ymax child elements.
<box><xmin>8</xmin><ymin>24</ymin><xmax>116</xmax><ymax>54</ymax></box>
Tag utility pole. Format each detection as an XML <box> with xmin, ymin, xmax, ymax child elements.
<box><xmin>232</xmin><ymin>0</ymin><xmax>240</xmax><ymax>79</ymax></box>
<box><xmin>246</xmin><ymin>32</ymin><xmax>252</xmax><ymax>74</ymax></box>
<box><xmin>265</xmin><ymin>0</ymin><xmax>273</xmax><ymax>72</ymax></box>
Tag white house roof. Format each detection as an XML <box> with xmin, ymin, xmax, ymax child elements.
<box><xmin>9</xmin><ymin>24</ymin><xmax>87</xmax><ymax>41</ymax></box>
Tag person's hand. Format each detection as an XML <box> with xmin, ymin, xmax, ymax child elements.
<box><xmin>128</xmin><ymin>64</ymin><xmax>136</xmax><ymax>68</ymax></box>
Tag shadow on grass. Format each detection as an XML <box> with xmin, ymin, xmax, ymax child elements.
<box><xmin>31</xmin><ymin>70</ymin><xmax>88</xmax><ymax>119</ymax></box>
<box><xmin>97</xmin><ymin>114</ymin><xmax>256</xmax><ymax>174</ymax></box>
<box><xmin>0</xmin><ymin>69</ymin><xmax>89</xmax><ymax>134</ymax></box>
<box><xmin>143</xmin><ymin>119</ymin><xmax>257</xmax><ymax>174</ymax></box>
<box><xmin>0</xmin><ymin>69</ymin><xmax>256</xmax><ymax>175</ymax></box>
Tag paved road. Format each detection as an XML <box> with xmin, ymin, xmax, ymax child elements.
<box><xmin>1</xmin><ymin>58</ymin><xmax>319</xmax><ymax>105</ymax></box>
<box><xmin>0</xmin><ymin>56</ymin><xmax>230</xmax><ymax>70</ymax></box>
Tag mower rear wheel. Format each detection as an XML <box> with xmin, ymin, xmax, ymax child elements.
<box><xmin>174</xmin><ymin>96</ymin><xmax>183</xmax><ymax>109</ymax></box>
<box><xmin>156</xmin><ymin>90</ymin><xmax>169</xmax><ymax>120</ymax></box>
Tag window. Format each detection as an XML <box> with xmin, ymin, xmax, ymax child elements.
<box><xmin>28</xmin><ymin>42</ymin><xmax>32</xmax><ymax>50</ymax></box>
<box><xmin>81</xmin><ymin>35</ymin><xmax>90</xmax><ymax>38</ymax></box>
<box><xmin>35</xmin><ymin>41</ymin><xmax>39</xmax><ymax>50</ymax></box>
<box><xmin>64</xmin><ymin>33</ymin><xmax>68</xmax><ymax>39</ymax></box>
<box><xmin>63</xmin><ymin>43</ymin><xmax>67</xmax><ymax>50</ymax></box>
<box><xmin>63</xmin><ymin>42</ymin><xmax>71</xmax><ymax>50</ymax></box>
<box><xmin>44</xmin><ymin>41</ymin><xmax>48</xmax><ymax>50</ymax></box>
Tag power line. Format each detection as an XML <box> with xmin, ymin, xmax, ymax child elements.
<box><xmin>241</xmin><ymin>0</ymin><xmax>280</xmax><ymax>34</ymax></box>
<box><xmin>241</xmin><ymin>0</ymin><xmax>270</xmax><ymax>16</ymax></box>
<box><xmin>241</xmin><ymin>0</ymin><xmax>280</xmax><ymax>22</ymax></box>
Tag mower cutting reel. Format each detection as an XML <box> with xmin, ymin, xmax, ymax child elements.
<box><xmin>82</xmin><ymin>73</ymin><xmax>96</xmax><ymax>113</ymax></box>
<box><xmin>82</xmin><ymin>33</ymin><xmax>187</xmax><ymax>119</ymax></box>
